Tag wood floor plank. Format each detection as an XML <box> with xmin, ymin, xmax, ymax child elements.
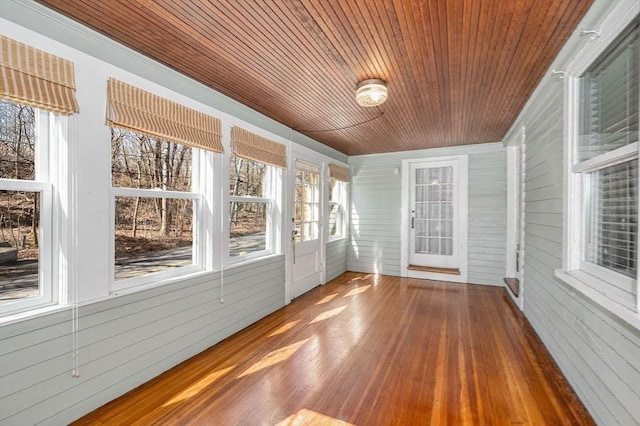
<box><xmin>72</xmin><ymin>272</ymin><xmax>594</xmax><ymax>425</ymax></box>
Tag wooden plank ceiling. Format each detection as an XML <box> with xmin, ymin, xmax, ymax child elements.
<box><xmin>37</xmin><ymin>0</ymin><xmax>594</xmax><ymax>155</ymax></box>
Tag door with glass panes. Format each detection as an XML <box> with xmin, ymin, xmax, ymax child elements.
<box><xmin>291</xmin><ymin>160</ymin><xmax>322</xmax><ymax>298</ymax></box>
<box><xmin>409</xmin><ymin>160</ymin><xmax>460</xmax><ymax>269</ymax></box>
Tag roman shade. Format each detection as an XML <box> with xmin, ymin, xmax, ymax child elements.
<box><xmin>230</xmin><ymin>126</ymin><xmax>286</xmax><ymax>168</ymax></box>
<box><xmin>106</xmin><ymin>78</ymin><xmax>222</xmax><ymax>152</ymax></box>
<box><xmin>328</xmin><ymin>163</ymin><xmax>349</xmax><ymax>182</ymax></box>
<box><xmin>0</xmin><ymin>35</ymin><xmax>79</xmax><ymax>115</ymax></box>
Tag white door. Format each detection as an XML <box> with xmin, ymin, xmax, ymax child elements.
<box><xmin>291</xmin><ymin>160</ymin><xmax>322</xmax><ymax>298</ymax></box>
<box><xmin>409</xmin><ymin>160</ymin><xmax>460</xmax><ymax>269</ymax></box>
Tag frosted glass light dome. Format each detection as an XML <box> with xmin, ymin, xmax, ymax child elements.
<box><xmin>355</xmin><ymin>79</ymin><xmax>388</xmax><ymax>107</ymax></box>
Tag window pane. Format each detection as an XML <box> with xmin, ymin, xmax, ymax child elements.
<box><xmin>428</xmin><ymin>238</ymin><xmax>439</xmax><ymax>254</ymax></box>
<box><xmin>427</xmin><ymin>185</ymin><xmax>441</xmax><ymax>200</ymax></box>
<box><xmin>328</xmin><ymin>203</ymin><xmax>342</xmax><ymax>237</ymax></box>
<box><xmin>111</xmin><ymin>128</ymin><xmax>192</xmax><ymax>191</ymax></box>
<box><xmin>416</xmin><ymin>168</ymin><xmax>428</xmax><ymax>184</ymax></box>
<box><xmin>441</xmin><ymin>220</ymin><xmax>453</xmax><ymax>238</ymax></box>
<box><xmin>442</xmin><ymin>203</ymin><xmax>453</xmax><ymax>219</ymax></box>
<box><xmin>413</xmin><ymin>166</ymin><xmax>455</xmax><ymax>257</ymax></box>
<box><xmin>230</xmin><ymin>201</ymin><xmax>268</xmax><ymax>257</ymax></box>
<box><xmin>428</xmin><ymin>168</ymin><xmax>439</xmax><ymax>183</ymax></box>
<box><xmin>578</xmin><ymin>20</ymin><xmax>639</xmax><ymax>162</ymax></box>
<box><xmin>230</xmin><ymin>156</ymin><xmax>267</xmax><ymax>197</ymax></box>
<box><xmin>294</xmin><ymin>167</ymin><xmax>320</xmax><ymax>242</ymax></box>
<box><xmin>428</xmin><ymin>220</ymin><xmax>440</xmax><ymax>237</ymax></box>
<box><xmin>427</xmin><ymin>202</ymin><xmax>439</xmax><ymax>219</ymax></box>
<box><xmin>0</xmin><ymin>101</ymin><xmax>36</xmax><ymax>180</ymax></box>
<box><xmin>329</xmin><ymin>178</ymin><xmax>345</xmax><ymax>205</ymax></box>
<box><xmin>584</xmin><ymin>159</ymin><xmax>638</xmax><ymax>278</ymax></box>
<box><xmin>114</xmin><ymin>196</ymin><xmax>193</xmax><ymax>280</ymax></box>
<box><xmin>442</xmin><ymin>238</ymin><xmax>453</xmax><ymax>256</ymax></box>
<box><xmin>0</xmin><ymin>191</ymin><xmax>40</xmax><ymax>302</ymax></box>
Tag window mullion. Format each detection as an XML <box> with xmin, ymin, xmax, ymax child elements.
<box><xmin>111</xmin><ymin>187</ymin><xmax>200</xmax><ymax>200</ymax></box>
<box><xmin>229</xmin><ymin>195</ymin><xmax>270</xmax><ymax>203</ymax></box>
<box><xmin>573</xmin><ymin>141</ymin><xmax>639</xmax><ymax>173</ymax></box>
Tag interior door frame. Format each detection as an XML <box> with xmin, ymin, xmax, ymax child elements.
<box><xmin>400</xmin><ymin>155</ymin><xmax>469</xmax><ymax>283</ymax></box>
<box><xmin>285</xmin><ymin>147</ymin><xmax>326</xmax><ymax>302</ymax></box>
<box><xmin>505</xmin><ymin>126</ymin><xmax>526</xmax><ymax>310</ymax></box>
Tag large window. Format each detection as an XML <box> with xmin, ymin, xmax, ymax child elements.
<box><xmin>0</xmin><ymin>36</ymin><xmax>77</xmax><ymax>316</ymax></box>
<box><xmin>229</xmin><ymin>155</ymin><xmax>278</xmax><ymax>259</ymax></box>
<box><xmin>106</xmin><ymin>79</ymin><xmax>221</xmax><ymax>291</ymax></box>
<box><xmin>328</xmin><ymin>178</ymin><xmax>347</xmax><ymax>240</ymax></box>
<box><xmin>559</xmin><ymin>16</ymin><xmax>639</xmax><ymax>324</ymax></box>
<box><xmin>0</xmin><ymin>101</ymin><xmax>54</xmax><ymax>314</ymax></box>
<box><xmin>111</xmin><ymin>128</ymin><xmax>202</xmax><ymax>288</ymax></box>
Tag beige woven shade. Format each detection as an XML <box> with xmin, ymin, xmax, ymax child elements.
<box><xmin>106</xmin><ymin>78</ymin><xmax>222</xmax><ymax>152</ymax></box>
<box><xmin>231</xmin><ymin>126</ymin><xmax>286</xmax><ymax>168</ymax></box>
<box><xmin>0</xmin><ymin>35</ymin><xmax>79</xmax><ymax>115</ymax></box>
<box><xmin>328</xmin><ymin>163</ymin><xmax>349</xmax><ymax>182</ymax></box>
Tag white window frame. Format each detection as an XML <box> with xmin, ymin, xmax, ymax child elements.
<box><xmin>0</xmin><ymin>108</ymin><xmax>59</xmax><ymax>317</ymax></box>
<box><xmin>228</xmin><ymin>155</ymin><xmax>281</xmax><ymax>264</ymax></box>
<box><xmin>109</xmin><ymin>134</ymin><xmax>208</xmax><ymax>293</ymax></box>
<box><xmin>556</xmin><ymin>2</ymin><xmax>640</xmax><ymax>329</ymax></box>
<box><xmin>327</xmin><ymin>177</ymin><xmax>348</xmax><ymax>241</ymax></box>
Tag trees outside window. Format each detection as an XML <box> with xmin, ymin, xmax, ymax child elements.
<box><xmin>111</xmin><ymin>128</ymin><xmax>202</xmax><ymax>286</ymax></box>
<box><xmin>0</xmin><ymin>101</ymin><xmax>54</xmax><ymax>314</ymax></box>
<box><xmin>229</xmin><ymin>155</ymin><xmax>277</xmax><ymax>259</ymax></box>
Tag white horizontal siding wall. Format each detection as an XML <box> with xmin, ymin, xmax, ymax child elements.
<box><xmin>0</xmin><ymin>256</ymin><xmax>285</xmax><ymax>425</ymax></box>
<box><xmin>468</xmin><ymin>151</ymin><xmax>506</xmax><ymax>285</ymax></box>
<box><xmin>349</xmin><ymin>160</ymin><xmax>403</xmax><ymax>276</ymax></box>
<box><xmin>502</xmin><ymin>1</ymin><xmax>640</xmax><ymax>424</ymax></box>
<box><xmin>326</xmin><ymin>239</ymin><xmax>348</xmax><ymax>282</ymax></box>
<box><xmin>348</xmin><ymin>143</ymin><xmax>506</xmax><ymax>285</ymax></box>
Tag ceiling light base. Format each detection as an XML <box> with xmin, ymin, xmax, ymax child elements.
<box><xmin>356</xmin><ymin>79</ymin><xmax>388</xmax><ymax>107</ymax></box>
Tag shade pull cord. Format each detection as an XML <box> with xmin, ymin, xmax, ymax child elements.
<box><xmin>220</xmin><ymin>149</ymin><xmax>225</xmax><ymax>304</ymax></box>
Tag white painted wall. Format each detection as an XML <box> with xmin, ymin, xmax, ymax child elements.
<box><xmin>348</xmin><ymin>143</ymin><xmax>506</xmax><ymax>285</ymax></box>
<box><xmin>501</xmin><ymin>1</ymin><xmax>640</xmax><ymax>424</ymax></box>
<box><xmin>326</xmin><ymin>239</ymin><xmax>348</xmax><ymax>281</ymax></box>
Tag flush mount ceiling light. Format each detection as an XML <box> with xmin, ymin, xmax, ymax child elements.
<box><xmin>355</xmin><ymin>79</ymin><xmax>388</xmax><ymax>107</ymax></box>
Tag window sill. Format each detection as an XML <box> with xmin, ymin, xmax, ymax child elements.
<box><xmin>327</xmin><ymin>236</ymin><xmax>347</xmax><ymax>243</ymax></box>
<box><xmin>228</xmin><ymin>252</ymin><xmax>283</xmax><ymax>270</ymax></box>
<box><xmin>554</xmin><ymin>269</ymin><xmax>639</xmax><ymax>330</ymax></box>
<box><xmin>111</xmin><ymin>264</ymin><xmax>207</xmax><ymax>295</ymax></box>
<box><xmin>0</xmin><ymin>303</ymin><xmax>67</xmax><ymax>326</ymax></box>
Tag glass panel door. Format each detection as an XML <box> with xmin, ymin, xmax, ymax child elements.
<box><xmin>410</xmin><ymin>160</ymin><xmax>459</xmax><ymax>269</ymax></box>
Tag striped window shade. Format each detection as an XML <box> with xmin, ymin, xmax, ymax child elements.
<box><xmin>106</xmin><ymin>78</ymin><xmax>223</xmax><ymax>153</ymax></box>
<box><xmin>328</xmin><ymin>163</ymin><xmax>349</xmax><ymax>182</ymax></box>
<box><xmin>0</xmin><ymin>35</ymin><xmax>79</xmax><ymax>115</ymax></box>
<box><xmin>230</xmin><ymin>126</ymin><xmax>286</xmax><ymax>168</ymax></box>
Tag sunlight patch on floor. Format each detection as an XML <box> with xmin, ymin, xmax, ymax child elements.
<box><xmin>309</xmin><ymin>306</ymin><xmax>348</xmax><ymax>324</ymax></box>
<box><xmin>316</xmin><ymin>293</ymin><xmax>338</xmax><ymax>305</ymax></box>
<box><xmin>275</xmin><ymin>408</ymin><xmax>355</xmax><ymax>426</ymax></box>
<box><xmin>344</xmin><ymin>285</ymin><xmax>371</xmax><ymax>297</ymax></box>
<box><xmin>237</xmin><ymin>338</ymin><xmax>310</xmax><ymax>378</ymax></box>
<box><xmin>163</xmin><ymin>365</ymin><xmax>236</xmax><ymax>406</ymax></box>
<box><xmin>269</xmin><ymin>320</ymin><xmax>301</xmax><ymax>337</ymax></box>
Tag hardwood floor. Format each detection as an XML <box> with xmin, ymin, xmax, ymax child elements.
<box><xmin>73</xmin><ymin>272</ymin><xmax>593</xmax><ymax>425</ymax></box>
